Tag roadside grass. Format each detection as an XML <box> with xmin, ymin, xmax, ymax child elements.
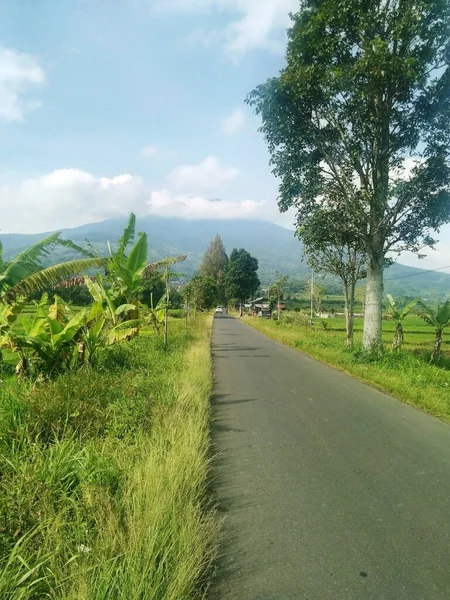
<box><xmin>245</xmin><ymin>315</ymin><xmax>450</xmax><ymax>421</ymax></box>
<box><xmin>0</xmin><ymin>317</ymin><xmax>216</xmax><ymax>599</ymax></box>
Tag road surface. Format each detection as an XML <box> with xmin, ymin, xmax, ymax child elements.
<box><xmin>209</xmin><ymin>315</ymin><xmax>450</xmax><ymax>600</ymax></box>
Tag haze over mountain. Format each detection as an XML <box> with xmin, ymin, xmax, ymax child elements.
<box><xmin>1</xmin><ymin>216</ymin><xmax>449</xmax><ymax>298</ymax></box>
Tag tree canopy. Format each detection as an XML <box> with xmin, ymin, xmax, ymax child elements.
<box><xmin>225</xmin><ymin>248</ymin><xmax>260</xmax><ymax>303</ymax></box>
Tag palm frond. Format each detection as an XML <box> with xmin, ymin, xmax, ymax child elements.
<box><xmin>11</xmin><ymin>257</ymin><xmax>108</xmax><ymax>297</ymax></box>
<box><xmin>126</xmin><ymin>232</ymin><xmax>148</xmax><ymax>277</ymax></box>
<box><xmin>417</xmin><ymin>301</ymin><xmax>438</xmax><ymax>327</ymax></box>
<box><xmin>107</xmin><ymin>319</ymin><xmax>141</xmax><ymax>344</ymax></box>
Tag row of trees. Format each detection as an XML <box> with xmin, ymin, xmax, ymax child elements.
<box><xmin>247</xmin><ymin>0</ymin><xmax>450</xmax><ymax>353</ymax></box>
<box><xmin>0</xmin><ymin>214</ymin><xmax>184</xmax><ymax>377</ymax></box>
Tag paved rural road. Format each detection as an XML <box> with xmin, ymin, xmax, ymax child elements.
<box><xmin>209</xmin><ymin>315</ymin><xmax>450</xmax><ymax>600</ymax></box>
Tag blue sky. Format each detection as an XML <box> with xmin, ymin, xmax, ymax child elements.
<box><xmin>0</xmin><ymin>0</ymin><xmax>449</xmax><ymax>272</ymax></box>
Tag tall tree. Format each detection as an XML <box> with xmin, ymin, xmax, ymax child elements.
<box><xmin>247</xmin><ymin>0</ymin><xmax>450</xmax><ymax>351</ymax></box>
<box><xmin>200</xmin><ymin>234</ymin><xmax>228</xmax><ymax>304</ymax></box>
<box><xmin>299</xmin><ymin>208</ymin><xmax>366</xmax><ymax>346</ymax></box>
<box><xmin>225</xmin><ymin>249</ymin><xmax>260</xmax><ymax>315</ymax></box>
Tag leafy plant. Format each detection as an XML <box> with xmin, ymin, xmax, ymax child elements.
<box><xmin>386</xmin><ymin>295</ymin><xmax>418</xmax><ymax>351</ymax></box>
<box><xmin>417</xmin><ymin>301</ymin><xmax>450</xmax><ymax>364</ymax></box>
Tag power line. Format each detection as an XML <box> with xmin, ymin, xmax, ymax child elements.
<box><xmin>385</xmin><ymin>264</ymin><xmax>450</xmax><ymax>281</ymax></box>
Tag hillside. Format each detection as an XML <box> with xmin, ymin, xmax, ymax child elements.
<box><xmin>2</xmin><ymin>216</ymin><xmax>450</xmax><ymax>298</ymax></box>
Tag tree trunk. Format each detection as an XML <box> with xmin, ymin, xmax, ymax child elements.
<box><xmin>363</xmin><ymin>252</ymin><xmax>384</xmax><ymax>352</ymax></box>
<box><xmin>239</xmin><ymin>302</ymin><xmax>243</xmax><ymax>317</ymax></box>
<box><xmin>344</xmin><ymin>282</ymin><xmax>355</xmax><ymax>347</ymax></box>
<box><xmin>392</xmin><ymin>322</ymin><xmax>403</xmax><ymax>351</ymax></box>
<box><xmin>431</xmin><ymin>328</ymin><xmax>443</xmax><ymax>363</ymax></box>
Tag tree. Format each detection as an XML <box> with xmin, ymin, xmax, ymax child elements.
<box><xmin>268</xmin><ymin>272</ymin><xmax>289</xmax><ymax>320</ymax></box>
<box><xmin>224</xmin><ymin>249</ymin><xmax>260</xmax><ymax>316</ymax></box>
<box><xmin>182</xmin><ymin>276</ymin><xmax>218</xmax><ymax>314</ymax></box>
<box><xmin>200</xmin><ymin>235</ymin><xmax>229</xmax><ymax>305</ymax></box>
<box><xmin>247</xmin><ymin>0</ymin><xmax>450</xmax><ymax>352</ymax></box>
<box><xmin>417</xmin><ymin>300</ymin><xmax>450</xmax><ymax>363</ymax></box>
<box><xmin>386</xmin><ymin>294</ymin><xmax>418</xmax><ymax>351</ymax></box>
<box><xmin>306</xmin><ymin>281</ymin><xmax>326</xmax><ymax>316</ymax></box>
<box><xmin>299</xmin><ymin>209</ymin><xmax>366</xmax><ymax>346</ymax></box>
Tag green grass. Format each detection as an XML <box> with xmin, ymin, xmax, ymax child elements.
<box><xmin>245</xmin><ymin>314</ymin><xmax>450</xmax><ymax>421</ymax></box>
<box><xmin>0</xmin><ymin>317</ymin><xmax>216</xmax><ymax>599</ymax></box>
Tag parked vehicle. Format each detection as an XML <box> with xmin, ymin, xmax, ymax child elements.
<box><xmin>215</xmin><ymin>306</ymin><xmax>223</xmax><ymax>314</ymax></box>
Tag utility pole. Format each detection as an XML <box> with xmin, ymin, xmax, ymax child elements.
<box><xmin>310</xmin><ymin>269</ymin><xmax>314</xmax><ymax>321</ymax></box>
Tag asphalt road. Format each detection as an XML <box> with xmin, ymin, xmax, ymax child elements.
<box><xmin>209</xmin><ymin>315</ymin><xmax>450</xmax><ymax>600</ymax></box>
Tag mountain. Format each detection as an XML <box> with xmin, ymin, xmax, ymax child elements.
<box><xmin>1</xmin><ymin>216</ymin><xmax>450</xmax><ymax>298</ymax></box>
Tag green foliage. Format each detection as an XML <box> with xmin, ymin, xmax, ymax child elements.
<box><xmin>386</xmin><ymin>294</ymin><xmax>419</xmax><ymax>350</ymax></box>
<box><xmin>247</xmin><ymin>0</ymin><xmax>450</xmax><ymax>350</ymax></box>
<box><xmin>417</xmin><ymin>300</ymin><xmax>450</xmax><ymax>363</ymax></box>
<box><xmin>224</xmin><ymin>248</ymin><xmax>260</xmax><ymax>303</ymax></box>
<box><xmin>0</xmin><ymin>319</ymin><xmax>216</xmax><ymax>598</ymax></box>
<box><xmin>182</xmin><ymin>275</ymin><xmax>218</xmax><ymax>311</ymax></box>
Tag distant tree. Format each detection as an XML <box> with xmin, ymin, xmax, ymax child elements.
<box><xmin>247</xmin><ymin>0</ymin><xmax>450</xmax><ymax>352</ymax></box>
<box><xmin>225</xmin><ymin>249</ymin><xmax>260</xmax><ymax>316</ymax></box>
<box><xmin>200</xmin><ymin>234</ymin><xmax>228</xmax><ymax>304</ymax></box>
<box><xmin>305</xmin><ymin>281</ymin><xmax>326</xmax><ymax>316</ymax></box>
<box><xmin>299</xmin><ymin>209</ymin><xmax>366</xmax><ymax>346</ymax></box>
<box><xmin>268</xmin><ymin>272</ymin><xmax>289</xmax><ymax>320</ymax></box>
<box><xmin>417</xmin><ymin>301</ymin><xmax>450</xmax><ymax>364</ymax></box>
<box><xmin>386</xmin><ymin>294</ymin><xmax>418</xmax><ymax>351</ymax></box>
<box><xmin>182</xmin><ymin>275</ymin><xmax>218</xmax><ymax>313</ymax></box>
<box><xmin>355</xmin><ymin>286</ymin><xmax>367</xmax><ymax>316</ymax></box>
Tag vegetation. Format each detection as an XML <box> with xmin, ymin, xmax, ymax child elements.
<box><xmin>225</xmin><ymin>248</ymin><xmax>260</xmax><ymax>315</ymax></box>
<box><xmin>182</xmin><ymin>275</ymin><xmax>219</xmax><ymax>314</ymax></box>
<box><xmin>0</xmin><ymin>318</ymin><xmax>215</xmax><ymax>599</ymax></box>
<box><xmin>247</xmin><ymin>0</ymin><xmax>450</xmax><ymax>351</ymax></box>
<box><xmin>0</xmin><ymin>215</ymin><xmax>216</xmax><ymax>598</ymax></box>
<box><xmin>417</xmin><ymin>300</ymin><xmax>450</xmax><ymax>364</ymax></box>
<box><xmin>299</xmin><ymin>209</ymin><xmax>366</xmax><ymax>346</ymax></box>
<box><xmin>200</xmin><ymin>234</ymin><xmax>228</xmax><ymax>305</ymax></box>
<box><xmin>386</xmin><ymin>294</ymin><xmax>418</xmax><ymax>351</ymax></box>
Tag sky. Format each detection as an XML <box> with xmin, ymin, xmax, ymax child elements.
<box><xmin>0</xmin><ymin>0</ymin><xmax>449</xmax><ymax>273</ymax></box>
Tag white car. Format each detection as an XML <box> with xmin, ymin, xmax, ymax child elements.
<box><xmin>215</xmin><ymin>306</ymin><xmax>223</xmax><ymax>314</ymax></box>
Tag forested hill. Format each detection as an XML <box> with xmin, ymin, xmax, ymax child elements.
<box><xmin>2</xmin><ymin>216</ymin><xmax>449</xmax><ymax>298</ymax></box>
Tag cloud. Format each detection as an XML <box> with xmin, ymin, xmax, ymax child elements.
<box><xmin>148</xmin><ymin>189</ymin><xmax>264</xmax><ymax>219</ymax></box>
<box><xmin>155</xmin><ymin>0</ymin><xmax>298</xmax><ymax>59</ymax></box>
<box><xmin>167</xmin><ymin>156</ymin><xmax>239</xmax><ymax>190</ymax></box>
<box><xmin>0</xmin><ymin>169</ymin><xmax>146</xmax><ymax>233</ymax></box>
<box><xmin>0</xmin><ymin>165</ymin><xmax>261</xmax><ymax>234</ymax></box>
<box><xmin>222</xmin><ymin>108</ymin><xmax>246</xmax><ymax>135</ymax></box>
<box><xmin>0</xmin><ymin>45</ymin><xmax>45</xmax><ymax>122</ymax></box>
<box><xmin>141</xmin><ymin>145</ymin><xmax>159</xmax><ymax>158</ymax></box>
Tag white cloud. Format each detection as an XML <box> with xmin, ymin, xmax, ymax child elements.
<box><xmin>222</xmin><ymin>108</ymin><xmax>246</xmax><ymax>135</ymax></box>
<box><xmin>0</xmin><ymin>46</ymin><xmax>45</xmax><ymax>122</ymax></box>
<box><xmin>148</xmin><ymin>189</ymin><xmax>264</xmax><ymax>219</ymax></box>
<box><xmin>155</xmin><ymin>0</ymin><xmax>298</xmax><ymax>59</ymax></box>
<box><xmin>141</xmin><ymin>145</ymin><xmax>159</xmax><ymax>158</ymax></box>
<box><xmin>167</xmin><ymin>156</ymin><xmax>239</xmax><ymax>190</ymax></box>
<box><xmin>0</xmin><ymin>165</ymin><xmax>261</xmax><ymax>234</ymax></box>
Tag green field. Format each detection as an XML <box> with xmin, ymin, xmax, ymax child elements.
<box><xmin>245</xmin><ymin>313</ymin><xmax>450</xmax><ymax>421</ymax></box>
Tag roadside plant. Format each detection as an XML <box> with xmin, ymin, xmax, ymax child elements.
<box><xmin>417</xmin><ymin>301</ymin><xmax>450</xmax><ymax>364</ymax></box>
<box><xmin>386</xmin><ymin>295</ymin><xmax>418</xmax><ymax>351</ymax></box>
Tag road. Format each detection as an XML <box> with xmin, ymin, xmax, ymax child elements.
<box><xmin>209</xmin><ymin>315</ymin><xmax>450</xmax><ymax>600</ymax></box>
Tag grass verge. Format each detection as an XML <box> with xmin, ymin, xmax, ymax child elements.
<box><xmin>0</xmin><ymin>317</ymin><xmax>216</xmax><ymax>599</ymax></box>
<box><xmin>244</xmin><ymin>317</ymin><xmax>450</xmax><ymax>422</ymax></box>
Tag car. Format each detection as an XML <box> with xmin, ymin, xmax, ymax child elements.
<box><xmin>215</xmin><ymin>306</ymin><xmax>223</xmax><ymax>314</ymax></box>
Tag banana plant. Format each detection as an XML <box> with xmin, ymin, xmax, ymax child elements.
<box><xmin>80</xmin><ymin>275</ymin><xmax>141</xmax><ymax>363</ymax></box>
<box><xmin>8</xmin><ymin>294</ymin><xmax>90</xmax><ymax>377</ymax></box>
<box><xmin>417</xmin><ymin>300</ymin><xmax>450</xmax><ymax>364</ymax></box>
<box><xmin>0</xmin><ymin>234</ymin><xmax>108</xmax><ymax>302</ymax></box>
<box><xmin>386</xmin><ymin>295</ymin><xmax>418</xmax><ymax>351</ymax></box>
<box><xmin>105</xmin><ymin>213</ymin><xmax>186</xmax><ymax>323</ymax></box>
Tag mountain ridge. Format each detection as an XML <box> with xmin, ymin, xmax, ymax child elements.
<box><xmin>1</xmin><ymin>216</ymin><xmax>449</xmax><ymax>298</ymax></box>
